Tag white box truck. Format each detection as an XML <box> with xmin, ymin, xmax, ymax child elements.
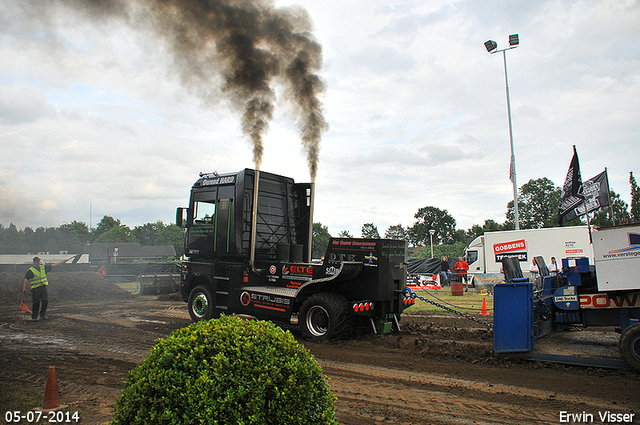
<box><xmin>464</xmin><ymin>226</ymin><xmax>593</xmax><ymax>286</ymax></box>
<box><xmin>591</xmin><ymin>224</ymin><xmax>640</xmax><ymax>292</ymax></box>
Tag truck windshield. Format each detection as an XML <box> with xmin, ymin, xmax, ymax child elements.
<box><xmin>193</xmin><ymin>190</ymin><xmax>217</xmax><ymax>225</ymax></box>
<box><xmin>466</xmin><ymin>250</ymin><xmax>478</xmax><ymax>265</ymax></box>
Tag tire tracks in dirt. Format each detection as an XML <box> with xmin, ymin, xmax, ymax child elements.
<box><xmin>319</xmin><ymin>359</ymin><xmax>610</xmax><ymax>424</ymax></box>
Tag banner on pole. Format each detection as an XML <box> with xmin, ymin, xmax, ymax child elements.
<box><xmin>563</xmin><ymin>170</ymin><xmax>610</xmax><ymax>221</ymax></box>
<box><xmin>558</xmin><ymin>145</ymin><xmax>584</xmax><ymax>225</ymax></box>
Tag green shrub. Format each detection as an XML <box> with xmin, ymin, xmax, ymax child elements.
<box><xmin>111</xmin><ymin>315</ymin><xmax>338</xmax><ymax>425</ymax></box>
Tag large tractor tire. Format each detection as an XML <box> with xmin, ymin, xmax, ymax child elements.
<box><xmin>188</xmin><ymin>285</ymin><xmax>216</xmax><ymax>322</ymax></box>
<box><xmin>620</xmin><ymin>323</ymin><xmax>640</xmax><ymax>371</ymax></box>
<box><xmin>299</xmin><ymin>292</ymin><xmax>350</xmax><ymax>340</ymax></box>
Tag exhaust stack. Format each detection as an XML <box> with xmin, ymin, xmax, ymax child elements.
<box><xmin>308</xmin><ymin>182</ymin><xmax>315</xmax><ymax>263</ymax></box>
<box><xmin>249</xmin><ymin>169</ymin><xmax>260</xmax><ymax>273</ymax></box>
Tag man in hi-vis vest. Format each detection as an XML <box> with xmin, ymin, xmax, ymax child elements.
<box><xmin>23</xmin><ymin>256</ymin><xmax>65</xmax><ymax>320</ymax></box>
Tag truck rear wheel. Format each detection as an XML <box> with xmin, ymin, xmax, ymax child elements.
<box><xmin>188</xmin><ymin>285</ymin><xmax>215</xmax><ymax>322</ymax></box>
<box><xmin>620</xmin><ymin>323</ymin><xmax>640</xmax><ymax>370</ymax></box>
<box><xmin>299</xmin><ymin>292</ymin><xmax>349</xmax><ymax>340</ymax></box>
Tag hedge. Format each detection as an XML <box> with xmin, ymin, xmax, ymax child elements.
<box><xmin>111</xmin><ymin>315</ymin><xmax>338</xmax><ymax>425</ymax></box>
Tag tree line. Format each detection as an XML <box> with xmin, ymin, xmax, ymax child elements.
<box><xmin>0</xmin><ymin>216</ymin><xmax>184</xmax><ymax>257</ymax></box>
<box><xmin>3</xmin><ymin>174</ymin><xmax>639</xmax><ymax>261</ymax></box>
<box><xmin>312</xmin><ymin>173</ymin><xmax>640</xmax><ymax>259</ymax></box>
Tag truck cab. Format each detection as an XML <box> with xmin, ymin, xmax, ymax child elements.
<box><xmin>176</xmin><ymin>169</ymin><xmax>413</xmax><ymax>340</ymax></box>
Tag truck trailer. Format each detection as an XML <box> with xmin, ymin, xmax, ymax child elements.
<box><xmin>464</xmin><ymin>226</ymin><xmax>593</xmax><ymax>286</ymax></box>
<box><xmin>176</xmin><ymin>169</ymin><xmax>413</xmax><ymax>340</ymax></box>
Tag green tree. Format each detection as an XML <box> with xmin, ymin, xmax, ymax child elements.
<box><xmin>57</xmin><ymin>221</ymin><xmax>91</xmax><ymax>253</ymax></box>
<box><xmin>133</xmin><ymin>221</ymin><xmax>163</xmax><ymax>245</ymax></box>
<box><xmin>92</xmin><ymin>215</ymin><xmax>121</xmax><ymax>240</ymax></box>
<box><xmin>156</xmin><ymin>223</ymin><xmax>185</xmax><ymax>257</ymax></box>
<box><xmin>412</xmin><ymin>241</ymin><xmax>465</xmax><ymax>259</ymax></box>
<box><xmin>506</xmin><ymin>178</ymin><xmax>561</xmax><ymax>229</ymax></box>
<box><xmin>337</xmin><ymin>230</ymin><xmax>352</xmax><ymax>238</ymax></box>
<box><xmin>467</xmin><ymin>224</ymin><xmax>484</xmax><ymax>240</ymax></box>
<box><xmin>0</xmin><ymin>223</ymin><xmax>26</xmax><ymax>254</ymax></box>
<box><xmin>631</xmin><ymin>172</ymin><xmax>640</xmax><ymax>223</ymax></box>
<box><xmin>384</xmin><ymin>224</ymin><xmax>407</xmax><ymax>240</ymax></box>
<box><xmin>591</xmin><ymin>190</ymin><xmax>630</xmax><ymax>227</ymax></box>
<box><xmin>361</xmin><ymin>223</ymin><xmax>380</xmax><ymax>239</ymax></box>
<box><xmin>94</xmin><ymin>225</ymin><xmax>136</xmax><ymax>243</ymax></box>
<box><xmin>408</xmin><ymin>206</ymin><xmax>456</xmax><ymax>245</ymax></box>
<box><xmin>312</xmin><ymin>222</ymin><xmax>331</xmax><ymax>259</ymax></box>
<box><xmin>483</xmin><ymin>219</ymin><xmax>503</xmax><ymax>233</ymax></box>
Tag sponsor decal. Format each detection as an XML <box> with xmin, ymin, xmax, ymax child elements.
<box><xmin>364</xmin><ymin>252</ymin><xmax>378</xmax><ymax>266</ymax></box>
<box><xmin>201</xmin><ymin>175</ymin><xmax>235</xmax><ymax>186</ymax></box>
<box><xmin>286</xmin><ymin>281</ymin><xmax>302</xmax><ymax>289</ymax></box>
<box><xmin>602</xmin><ymin>232</ymin><xmax>640</xmax><ymax>258</ymax></box>
<box><xmin>493</xmin><ymin>239</ymin><xmax>527</xmax><ymax>254</ymax></box>
<box><xmin>239</xmin><ymin>291</ymin><xmax>292</xmax><ymax>312</ymax></box>
<box><xmin>290</xmin><ymin>265</ymin><xmax>313</xmax><ymax>275</ymax></box>
<box><xmin>332</xmin><ymin>240</ymin><xmax>377</xmax><ymax>247</ymax></box>
<box><xmin>269</xmin><ymin>265</ymin><xmax>277</xmax><ymax>274</ymax></box>
<box><xmin>579</xmin><ymin>292</ymin><xmax>640</xmax><ymax>309</ymax></box>
<box><xmin>327</xmin><ymin>252</ymin><xmax>357</xmax><ymax>262</ymax></box>
<box><xmin>281</xmin><ymin>265</ymin><xmax>313</xmax><ymax>280</ymax></box>
<box><xmin>325</xmin><ymin>266</ymin><xmax>338</xmax><ymax>276</ymax></box>
<box><xmin>495</xmin><ymin>252</ymin><xmax>528</xmax><ymax>262</ymax></box>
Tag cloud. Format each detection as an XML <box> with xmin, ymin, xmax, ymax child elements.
<box><xmin>0</xmin><ymin>0</ymin><xmax>638</xmax><ymax>236</ymax></box>
<box><xmin>0</xmin><ymin>84</ymin><xmax>54</xmax><ymax>125</ymax></box>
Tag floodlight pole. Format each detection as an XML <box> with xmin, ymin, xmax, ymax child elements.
<box><xmin>486</xmin><ymin>36</ymin><xmax>520</xmax><ymax>230</ymax></box>
<box><xmin>502</xmin><ymin>48</ymin><xmax>519</xmax><ymax>230</ymax></box>
<box><xmin>429</xmin><ymin>229</ymin><xmax>435</xmax><ymax>259</ymax></box>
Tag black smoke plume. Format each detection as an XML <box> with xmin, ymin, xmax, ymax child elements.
<box><xmin>31</xmin><ymin>0</ymin><xmax>327</xmax><ymax>180</ymax></box>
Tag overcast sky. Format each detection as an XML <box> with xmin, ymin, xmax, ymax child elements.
<box><xmin>1</xmin><ymin>0</ymin><xmax>639</xmax><ymax>237</ymax></box>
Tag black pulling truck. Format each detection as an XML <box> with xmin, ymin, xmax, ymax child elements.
<box><xmin>176</xmin><ymin>168</ymin><xmax>414</xmax><ymax>340</ymax></box>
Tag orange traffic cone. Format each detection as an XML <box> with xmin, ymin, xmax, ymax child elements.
<box><xmin>479</xmin><ymin>297</ymin><xmax>489</xmax><ymax>316</ymax></box>
<box><xmin>34</xmin><ymin>366</ymin><xmax>68</xmax><ymax>412</ymax></box>
<box><xmin>20</xmin><ymin>296</ymin><xmax>31</xmax><ymax>314</ymax></box>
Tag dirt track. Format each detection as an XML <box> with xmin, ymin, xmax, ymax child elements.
<box><xmin>1</xmin><ymin>273</ymin><xmax>639</xmax><ymax>425</ymax></box>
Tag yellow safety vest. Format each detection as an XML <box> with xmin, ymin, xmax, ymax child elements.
<box><xmin>29</xmin><ymin>265</ymin><xmax>49</xmax><ymax>289</ymax></box>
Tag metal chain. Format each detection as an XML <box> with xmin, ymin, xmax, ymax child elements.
<box><xmin>404</xmin><ymin>286</ymin><xmax>494</xmax><ymax>329</ymax></box>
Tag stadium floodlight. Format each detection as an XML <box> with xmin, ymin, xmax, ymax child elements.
<box><xmin>485</xmin><ymin>34</ymin><xmax>520</xmax><ymax>230</ymax></box>
<box><xmin>484</xmin><ymin>40</ymin><xmax>497</xmax><ymax>53</ymax></box>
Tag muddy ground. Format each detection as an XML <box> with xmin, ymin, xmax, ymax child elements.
<box><xmin>1</xmin><ymin>272</ymin><xmax>639</xmax><ymax>425</ymax></box>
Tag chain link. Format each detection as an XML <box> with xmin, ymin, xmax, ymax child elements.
<box><xmin>404</xmin><ymin>286</ymin><xmax>494</xmax><ymax>329</ymax></box>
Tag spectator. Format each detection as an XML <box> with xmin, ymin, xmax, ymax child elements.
<box><xmin>547</xmin><ymin>257</ymin><xmax>560</xmax><ymax>277</ymax></box>
<box><xmin>454</xmin><ymin>256</ymin><xmax>470</xmax><ymax>291</ymax></box>
<box><xmin>440</xmin><ymin>256</ymin><xmax>452</xmax><ymax>285</ymax></box>
<box><xmin>529</xmin><ymin>258</ymin><xmax>539</xmax><ymax>280</ymax></box>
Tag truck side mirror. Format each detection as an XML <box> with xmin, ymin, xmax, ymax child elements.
<box><xmin>176</xmin><ymin>207</ymin><xmax>186</xmax><ymax>228</ymax></box>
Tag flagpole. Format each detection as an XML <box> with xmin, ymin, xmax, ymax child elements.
<box><xmin>583</xmin><ymin>197</ymin><xmax>593</xmax><ymax>243</ymax></box>
<box><xmin>605</xmin><ymin>167</ymin><xmax>615</xmax><ymax>225</ymax></box>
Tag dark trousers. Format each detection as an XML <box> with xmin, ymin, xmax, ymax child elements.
<box><xmin>31</xmin><ymin>285</ymin><xmax>49</xmax><ymax>319</ymax></box>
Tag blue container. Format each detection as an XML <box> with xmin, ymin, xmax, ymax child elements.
<box><xmin>493</xmin><ymin>280</ymin><xmax>533</xmax><ymax>355</ymax></box>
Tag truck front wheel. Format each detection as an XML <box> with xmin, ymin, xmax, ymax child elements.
<box><xmin>620</xmin><ymin>323</ymin><xmax>640</xmax><ymax>370</ymax></box>
<box><xmin>299</xmin><ymin>292</ymin><xmax>349</xmax><ymax>340</ymax></box>
<box><xmin>188</xmin><ymin>285</ymin><xmax>215</xmax><ymax>322</ymax></box>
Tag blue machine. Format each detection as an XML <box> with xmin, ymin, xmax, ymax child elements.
<box><xmin>493</xmin><ymin>256</ymin><xmax>558</xmax><ymax>356</ymax></box>
<box><xmin>493</xmin><ymin>278</ymin><xmax>533</xmax><ymax>355</ymax></box>
<box><xmin>493</xmin><ymin>224</ymin><xmax>640</xmax><ymax>371</ymax></box>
